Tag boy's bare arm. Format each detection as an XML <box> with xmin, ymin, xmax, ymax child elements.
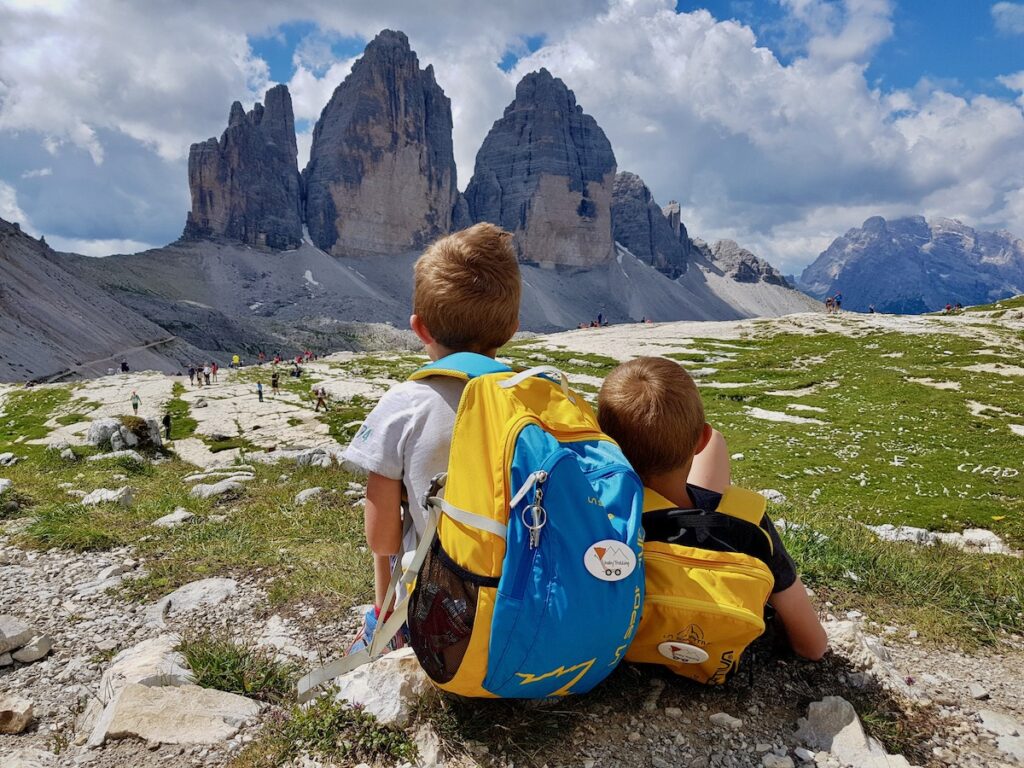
<box><xmin>687</xmin><ymin>427</ymin><xmax>731</xmax><ymax>493</ymax></box>
<box><xmin>768</xmin><ymin>577</ymin><xmax>828</xmax><ymax>660</ymax></box>
<box><xmin>365</xmin><ymin>472</ymin><xmax>403</xmax><ymax>556</ymax></box>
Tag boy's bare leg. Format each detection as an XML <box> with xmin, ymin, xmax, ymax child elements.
<box><xmin>687</xmin><ymin>428</ymin><xmax>731</xmax><ymax>493</ymax></box>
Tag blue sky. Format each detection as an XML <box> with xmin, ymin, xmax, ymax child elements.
<box><xmin>1</xmin><ymin>0</ymin><xmax>1022</xmax><ymax>271</ymax></box>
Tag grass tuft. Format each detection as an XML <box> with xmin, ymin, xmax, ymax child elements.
<box><xmin>24</xmin><ymin>504</ymin><xmax>122</xmax><ymax>551</ymax></box>
<box><xmin>178</xmin><ymin>631</ymin><xmax>298</xmax><ymax>704</ymax></box>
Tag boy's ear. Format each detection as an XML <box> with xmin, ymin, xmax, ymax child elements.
<box><xmin>409</xmin><ymin>314</ymin><xmax>435</xmax><ymax>346</ymax></box>
<box><xmin>694</xmin><ymin>423</ymin><xmax>714</xmax><ymax>455</ymax></box>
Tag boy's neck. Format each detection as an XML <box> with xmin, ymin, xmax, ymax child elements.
<box><xmin>426</xmin><ymin>344</ymin><xmax>498</xmax><ymax>362</ymax></box>
<box><xmin>645</xmin><ymin>462</ymin><xmax>695</xmax><ymax>509</ymax></box>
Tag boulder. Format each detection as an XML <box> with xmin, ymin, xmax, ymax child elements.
<box><xmin>93</xmin><ymin>683</ymin><xmax>259</xmax><ymax>746</ymax></box>
<box><xmin>151</xmin><ymin>508</ymin><xmax>195</xmax><ymax>528</ymax></box>
<box><xmin>86</xmin><ymin>449</ymin><xmax>145</xmax><ymax>464</ymax></box>
<box><xmin>3</xmin><ymin>748</ymin><xmax>55</xmax><ymax>768</ymax></box>
<box><xmin>98</xmin><ymin>636</ymin><xmax>192</xmax><ymax>703</ymax></box>
<box><xmin>295</xmin><ymin>487</ymin><xmax>323</xmax><ymax>505</ymax></box>
<box><xmin>0</xmin><ymin>694</ymin><xmax>33</xmax><ymax>734</ymax></box>
<box><xmin>0</xmin><ymin>615</ymin><xmax>35</xmax><ymax>654</ymax></box>
<box><xmin>12</xmin><ymin>634</ymin><xmax>52</xmax><ymax>663</ymax></box>
<box><xmin>334</xmin><ymin>646</ymin><xmax>433</xmax><ymax>726</ymax></box>
<box><xmin>978</xmin><ymin>709</ymin><xmax>1022</xmax><ymax>737</ymax></box>
<box><xmin>59</xmin><ymin>448</ymin><xmax>77</xmax><ymax>462</ymax></box>
<box><xmin>189</xmin><ymin>478</ymin><xmax>243</xmax><ymax>500</ymax></box>
<box><xmin>146</xmin><ymin>578</ymin><xmax>237</xmax><ymax>624</ymax></box>
<box><xmin>794</xmin><ymin>696</ymin><xmax>912</xmax><ymax>768</ymax></box>
<box><xmin>303</xmin><ymin>30</ymin><xmax>458</xmax><ymax>257</ymax></box>
<box><xmin>465</xmin><ymin>68</ymin><xmax>617</xmax><ymax>268</ymax></box>
<box><xmin>183</xmin><ymin>84</ymin><xmax>303</xmax><ymax>249</ymax></box>
<box><xmin>81</xmin><ymin>486</ymin><xmax>133</xmax><ymax>507</ymax></box>
<box><xmin>86</xmin><ymin>418</ymin><xmax>121</xmax><ymax>448</ymax></box>
<box><xmin>0</xmin><ymin>452</ymin><xmax>18</xmax><ymax>466</ymax></box>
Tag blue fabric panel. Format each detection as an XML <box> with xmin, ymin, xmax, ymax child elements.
<box><xmin>483</xmin><ymin>425</ymin><xmax>645</xmax><ymax>698</ymax></box>
<box><xmin>413</xmin><ymin>352</ymin><xmax>511</xmax><ymax>380</ymax></box>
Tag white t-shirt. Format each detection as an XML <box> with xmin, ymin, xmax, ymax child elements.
<box><xmin>342</xmin><ymin>377</ymin><xmax>466</xmax><ymax>556</ymax></box>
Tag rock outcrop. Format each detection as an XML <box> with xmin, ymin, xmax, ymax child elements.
<box><xmin>303</xmin><ymin>30</ymin><xmax>457</xmax><ymax>257</ymax></box>
<box><xmin>799</xmin><ymin>215</ymin><xmax>1024</xmax><ymax>313</ymax></box>
<box><xmin>183</xmin><ymin>84</ymin><xmax>303</xmax><ymax>250</ymax></box>
<box><xmin>709</xmin><ymin>239</ymin><xmax>789</xmax><ymax>286</ymax></box>
<box><xmin>465</xmin><ymin>68</ymin><xmax>617</xmax><ymax>267</ymax></box>
<box><xmin>611</xmin><ymin>172</ymin><xmax>689</xmax><ymax>277</ymax></box>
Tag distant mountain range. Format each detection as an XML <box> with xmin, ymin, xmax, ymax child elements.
<box><xmin>799</xmin><ymin>216</ymin><xmax>1024</xmax><ymax>313</ymax></box>
<box><xmin>1</xmin><ymin>29</ymin><xmax>816</xmax><ymax>383</ymax></box>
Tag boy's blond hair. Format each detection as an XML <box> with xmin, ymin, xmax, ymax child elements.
<box><xmin>598</xmin><ymin>357</ymin><xmax>705</xmax><ymax>479</ymax></box>
<box><xmin>413</xmin><ymin>223</ymin><xmax>521</xmax><ymax>353</ymax></box>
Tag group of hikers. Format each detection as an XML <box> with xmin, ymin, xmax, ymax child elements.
<box><xmin>187</xmin><ymin>362</ymin><xmax>219</xmax><ymax>387</ymax></box>
<box><xmin>298</xmin><ymin>222</ymin><xmax>827</xmax><ymax>706</ymax></box>
<box><xmin>823</xmin><ymin>292</ymin><xmax>843</xmax><ymax>313</ymax></box>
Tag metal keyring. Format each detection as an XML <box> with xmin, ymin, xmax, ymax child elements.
<box><xmin>521</xmin><ymin>504</ymin><xmax>547</xmax><ymax>530</ymax></box>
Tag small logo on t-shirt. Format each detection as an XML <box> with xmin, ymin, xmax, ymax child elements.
<box><xmin>356</xmin><ymin>425</ymin><xmax>372</xmax><ymax>442</ymax></box>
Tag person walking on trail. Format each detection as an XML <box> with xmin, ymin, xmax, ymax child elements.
<box><xmin>162</xmin><ymin>412</ymin><xmax>172</xmax><ymax>441</ymax></box>
<box><xmin>257</xmin><ymin>381</ymin><xmax>264</xmax><ymax>403</ymax></box>
<box><xmin>271</xmin><ymin>371</ymin><xmax>280</xmax><ymax>396</ymax></box>
<box><xmin>188</xmin><ymin>366</ymin><xmax>196</xmax><ymax>386</ymax></box>
<box><xmin>130</xmin><ymin>390</ymin><xmax>141</xmax><ymax>415</ymax></box>
<box><xmin>232</xmin><ymin>354</ymin><xmax>240</xmax><ymax>369</ymax></box>
<box><xmin>203</xmin><ymin>364</ymin><xmax>212</xmax><ymax>386</ymax></box>
<box><xmin>258</xmin><ymin>351</ymin><xmax>266</xmax><ymax>365</ymax></box>
<box><xmin>211</xmin><ymin>362</ymin><xmax>219</xmax><ymax>383</ymax></box>
<box><xmin>314</xmin><ymin>386</ymin><xmax>329</xmax><ymax>412</ymax></box>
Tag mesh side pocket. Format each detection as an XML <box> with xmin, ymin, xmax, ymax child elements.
<box><xmin>408</xmin><ymin>537</ymin><xmax>498</xmax><ymax>684</ymax></box>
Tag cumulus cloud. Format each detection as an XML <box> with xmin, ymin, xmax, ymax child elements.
<box><xmin>0</xmin><ymin>181</ymin><xmax>31</xmax><ymax>228</ymax></box>
<box><xmin>992</xmin><ymin>2</ymin><xmax>1024</xmax><ymax>34</ymax></box>
<box><xmin>0</xmin><ymin>0</ymin><xmax>1023</xmax><ymax>272</ymax></box>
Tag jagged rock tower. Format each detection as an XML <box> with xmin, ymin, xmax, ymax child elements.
<box><xmin>465</xmin><ymin>69</ymin><xmax>617</xmax><ymax>267</ymax></box>
<box><xmin>303</xmin><ymin>30</ymin><xmax>458</xmax><ymax>257</ymax></box>
<box><xmin>611</xmin><ymin>172</ymin><xmax>689</xmax><ymax>277</ymax></box>
<box><xmin>183</xmin><ymin>84</ymin><xmax>302</xmax><ymax>249</ymax></box>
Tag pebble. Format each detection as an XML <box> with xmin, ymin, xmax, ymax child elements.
<box><xmin>763</xmin><ymin>756</ymin><xmax>794</xmax><ymax>768</ymax></box>
<box><xmin>968</xmin><ymin>682</ymin><xmax>990</xmax><ymax>700</ymax></box>
<box><xmin>709</xmin><ymin>712</ymin><xmax>743</xmax><ymax>730</ymax></box>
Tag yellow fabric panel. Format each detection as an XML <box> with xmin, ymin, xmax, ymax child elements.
<box><xmin>626</xmin><ymin>541</ymin><xmax>773</xmax><ymax>683</ymax></box>
<box><xmin>716</xmin><ymin>486</ymin><xmax>767</xmax><ymax>525</ymax></box>
<box><xmin>442</xmin><ymin>586</ymin><xmax>499</xmax><ymax>697</ymax></box>
<box><xmin>409</xmin><ymin>368</ymin><xmax>470</xmax><ymax>382</ymax></box>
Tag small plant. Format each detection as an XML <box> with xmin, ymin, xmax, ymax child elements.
<box><xmin>231</xmin><ymin>695</ymin><xmax>417</xmax><ymax>767</ymax></box>
<box><xmin>177</xmin><ymin>631</ymin><xmax>299</xmax><ymax>704</ymax></box>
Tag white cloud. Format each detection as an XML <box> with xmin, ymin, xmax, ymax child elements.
<box><xmin>20</xmin><ymin>167</ymin><xmax>52</xmax><ymax>179</ymax></box>
<box><xmin>44</xmin><ymin>235</ymin><xmax>159</xmax><ymax>257</ymax></box>
<box><xmin>0</xmin><ymin>181</ymin><xmax>31</xmax><ymax>228</ymax></box>
<box><xmin>992</xmin><ymin>2</ymin><xmax>1024</xmax><ymax>34</ymax></box>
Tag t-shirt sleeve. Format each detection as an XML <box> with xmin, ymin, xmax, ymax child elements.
<box><xmin>342</xmin><ymin>388</ymin><xmax>414</xmax><ymax>481</ymax></box>
<box><xmin>763</xmin><ymin>514</ymin><xmax>798</xmax><ymax>594</ymax></box>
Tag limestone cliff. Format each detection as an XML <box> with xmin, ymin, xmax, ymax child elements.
<box><xmin>465</xmin><ymin>69</ymin><xmax>616</xmax><ymax>267</ymax></box>
<box><xmin>183</xmin><ymin>84</ymin><xmax>302</xmax><ymax>250</ymax></box>
<box><xmin>303</xmin><ymin>30</ymin><xmax>457</xmax><ymax>257</ymax></box>
<box><xmin>707</xmin><ymin>239</ymin><xmax>789</xmax><ymax>286</ymax></box>
<box><xmin>611</xmin><ymin>172</ymin><xmax>689</xmax><ymax>277</ymax></box>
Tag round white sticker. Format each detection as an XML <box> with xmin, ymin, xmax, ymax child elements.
<box><xmin>583</xmin><ymin>539</ymin><xmax>637</xmax><ymax>582</ymax></box>
<box><xmin>657</xmin><ymin>641</ymin><xmax>709</xmax><ymax>664</ymax></box>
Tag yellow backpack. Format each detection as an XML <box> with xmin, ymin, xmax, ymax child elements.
<box><xmin>625</xmin><ymin>486</ymin><xmax>775</xmax><ymax>684</ymax></box>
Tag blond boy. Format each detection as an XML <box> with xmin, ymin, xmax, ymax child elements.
<box><xmin>342</xmin><ymin>223</ymin><xmax>521</xmax><ymax>652</ymax></box>
<box><xmin>598</xmin><ymin>357</ymin><xmax>827</xmax><ymax>660</ymax></box>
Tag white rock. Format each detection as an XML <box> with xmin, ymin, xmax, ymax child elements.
<box><xmin>731</xmin><ymin>453</ymin><xmax>745</xmax><ymax>461</ymax></box>
<box><xmin>99</xmin><ymin>636</ymin><xmax>192</xmax><ymax>702</ymax></box>
<box><xmin>979</xmin><ymin>709</ymin><xmax>1022</xmax><ymax>737</ymax></box>
<box><xmin>762</xmin><ymin>756</ymin><xmax>794</xmax><ymax>768</ymax></box>
<box><xmin>0</xmin><ymin>615</ymin><xmax>35</xmax><ymax>654</ymax></box>
<box><xmin>0</xmin><ymin>452</ymin><xmax>18</xmax><ymax>466</ymax></box>
<box><xmin>86</xmin><ymin>418</ymin><xmax>121</xmax><ymax>448</ymax></box>
<box><xmin>795</xmin><ymin>696</ymin><xmax>911</xmax><ymax>768</ymax></box>
<box><xmin>81</xmin><ymin>486</ymin><xmax>133</xmax><ymax>507</ymax></box>
<box><xmin>0</xmin><ymin>652</ymin><xmax>12</xmax><ymax>666</ymax></box>
<box><xmin>86</xmin><ymin>450</ymin><xmax>144</xmax><ymax>464</ymax></box>
<box><xmin>93</xmin><ymin>683</ymin><xmax>259</xmax><ymax>746</ymax></box>
<box><xmin>334</xmin><ymin>646</ymin><xmax>433</xmax><ymax>727</ymax></box>
<box><xmin>60</xmin><ymin>448</ymin><xmax>76</xmax><ymax>461</ymax></box>
<box><xmin>4</xmin><ymin>748</ymin><xmax>56</xmax><ymax>767</ymax></box>
<box><xmin>968</xmin><ymin>682</ymin><xmax>990</xmax><ymax>700</ymax></box>
<box><xmin>997</xmin><ymin>735</ymin><xmax>1024</xmax><ymax>762</ymax></box>
<box><xmin>793</xmin><ymin>746</ymin><xmax>815</xmax><ymax>762</ymax></box>
<box><xmin>759</xmin><ymin>489</ymin><xmax>788</xmax><ymax>504</ymax></box>
<box><xmin>189</xmin><ymin>478</ymin><xmax>243</xmax><ymax>500</ymax></box>
<box><xmin>0</xmin><ymin>694</ymin><xmax>33</xmax><ymax>734</ymax></box>
<box><xmin>146</xmin><ymin>578</ymin><xmax>237</xmax><ymax>624</ymax></box>
<box><xmin>295</xmin><ymin>487</ymin><xmax>323</xmax><ymax>505</ymax></box>
<box><xmin>152</xmin><ymin>508</ymin><xmax>195</xmax><ymax>528</ymax></box>
<box><xmin>709</xmin><ymin>712</ymin><xmax>743</xmax><ymax>730</ymax></box>
<box><xmin>12</xmin><ymin>634</ymin><xmax>53</xmax><ymax>662</ymax></box>
<box><xmin>0</xmin><ymin>478</ymin><xmax>11</xmax><ymax>495</ymax></box>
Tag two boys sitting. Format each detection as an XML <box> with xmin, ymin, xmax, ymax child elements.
<box><xmin>343</xmin><ymin>222</ymin><xmax>826</xmax><ymax>663</ymax></box>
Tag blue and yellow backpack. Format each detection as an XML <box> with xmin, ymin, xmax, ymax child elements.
<box><xmin>298</xmin><ymin>352</ymin><xmax>645</xmax><ymax>701</ymax></box>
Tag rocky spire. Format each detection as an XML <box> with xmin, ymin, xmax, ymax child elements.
<box><xmin>611</xmin><ymin>172</ymin><xmax>689</xmax><ymax>278</ymax></box>
<box><xmin>302</xmin><ymin>29</ymin><xmax>458</xmax><ymax>257</ymax></box>
<box><xmin>183</xmin><ymin>84</ymin><xmax>303</xmax><ymax>250</ymax></box>
<box><xmin>465</xmin><ymin>69</ymin><xmax>617</xmax><ymax>267</ymax></box>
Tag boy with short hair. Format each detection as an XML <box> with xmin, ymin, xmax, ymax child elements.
<box><xmin>343</xmin><ymin>223</ymin><xmax>521</xmax><ymax>652</ymax></box>
<box><xmin>598</xmin><ymin>356</ymin><xmax>827</xmax><ymax>661</ymax></box>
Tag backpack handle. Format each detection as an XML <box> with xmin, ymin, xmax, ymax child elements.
<box><xmin>498</xmin><ymin>365</ymin><xmax>575</xmax><ymax>403</ymax></box>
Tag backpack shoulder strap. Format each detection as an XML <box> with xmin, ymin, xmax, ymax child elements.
<box><xmin>715</xmin><ymin>486</ymin><xmax>767</xmax><ymax>526</ymax></box>
<box><xmin>409</xmin><ymin>352</ymin><xmax>511</xmax><ymax>382</ymax></box>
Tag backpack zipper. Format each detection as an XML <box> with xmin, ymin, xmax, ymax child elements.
<box><xmin>644</xmin><ymin>549</ymin><xmax>774</xmax><ymax>586</ymax></box>
<box><xmin>644</xmin><ymin>593</ymin><xmax>766</xmax><ymax>629</ymax></box>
